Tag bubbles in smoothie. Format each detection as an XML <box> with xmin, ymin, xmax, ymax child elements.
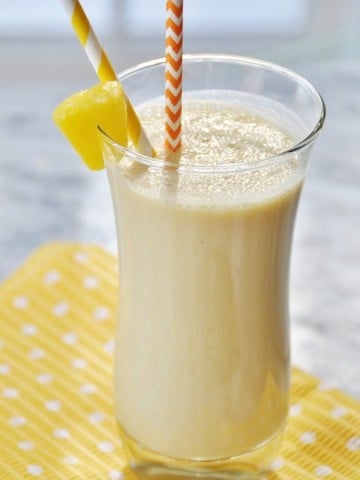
<box><xmin>120</xmin><ymin>98</ymin><xmax>303</xmax><ymax>206</ymax></box>
<box><xmin>140</xmin><ymin>100</ymin><xmax>294</xmax><ymax>167</ymax></box>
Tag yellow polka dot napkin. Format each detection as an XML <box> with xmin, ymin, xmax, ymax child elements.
<box><xmin>0</xmin><ymin>243</ymin><xmax>359</xmax><ymax>479</ymax></box>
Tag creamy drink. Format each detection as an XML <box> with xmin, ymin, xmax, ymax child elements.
<box><xmin>106</xmin><ymin>97</ymin><xmax>303</xmax><ymax>461</ymax></box>
<box><xmin>53</xmin><ymin>47</ymin><xmax>324</xmax><ymax>477</ymax></box>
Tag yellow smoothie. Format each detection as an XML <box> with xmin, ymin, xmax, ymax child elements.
<box><xmin>106</xmin><ymin>98</ymin><xmax>303</xmax><ymax>460</ymax></box>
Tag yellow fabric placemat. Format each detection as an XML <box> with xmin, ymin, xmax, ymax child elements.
<box><xmin>0</xmin><ymin>243</ymin><xmax>359</xmax><ymax>480</ymax></box>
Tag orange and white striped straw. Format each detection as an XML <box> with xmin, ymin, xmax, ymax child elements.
<box><xmin>59</xmin><ymin>0</ymin><xmax>156</xmax><ymax>157</ymax></box>
<box><xmin>165</xmin><ymin>0</ymin><xmax>183</xmax><ymax>152</ymax></box>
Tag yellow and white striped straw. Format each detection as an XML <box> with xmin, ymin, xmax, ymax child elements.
<box><xmin>60</xmin><ymin>0</ymin><xmax>156</xmax><ymax>157</ymax></box>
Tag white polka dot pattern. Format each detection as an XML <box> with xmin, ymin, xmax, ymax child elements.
<box><xmin>63</xmin><ymin>456</ymin><xmax>79</xmax><ymax>465</ymax></box>
<box><xmin>29</xmin><ymin>348</ymin><xmax>46</xmax><ymax>360</ymax></box>
<box><xmin>271</xmin><ymin>458</ymin><xmax>284</xmax><ymax>470</ymax></box>
<box><xmin>53</xmin><ymin>429</ymin><xmax>70</xmax><ymax>440</ymax></box>
<box><xmin>22</xmin><ymin>324</ymin><xmax>37</xmax><ymax>336</ymax></box>
<box><xmin>0</xmin><ymin>364</ymin><xmax>10</xmax><ymax>374</ymax></box>
<box><xmin>300</xmin><ymin>431</ymin><xmax>316</xmax><ymax>445</ymax></box>
<box><xmin>52</xmin><ymin>301</ymin><xmax>69</xmax><ymax>317</ymax></box>
<box><xmin>103</xmin><ymin>338</ymin><xmax>115</xmax><ymax>355</ymax></box>
<box><xmin>3</xmin><ymin>387</ymin><xmax>18</xmax><ymax>398</ymax></box>
<box><xmin>98</xmin><ymin>441</ymin><xmax>114</xmax><ymax>453</ymax></box>
<box><xmin>79</xmin><ymin>384</ymin><xmax>97</xmax><ymax>395</ymax></box>
<box><xmin>315</xmin><ymin>465</ymin><xmax>333</xmax><ymax>477</ymax></box>
<box><xmin>109</xmin><ymin>470</ymin><xmax>124</xmax><ymax>479</ymax></box>
<box><xmin>0</xmin><ymin>244</ymin><xmax>358</xmax><ymax>479</ymax></box>
<box><xmin>83</xmin><ymin>276</ymin><xmax>99</xmax><ymax>289</ymax></box>
<box><xmin>27</xmin><ymin>464</ymin><xmax>43</xmax><ymax>475</ymax></box>
<box><xmin>290</xmin><ymin>403</ymin><xmax>302</xmax><ymax>416</ymax></box>
<box><xmin>13</xmin><ymin>296</ymin><xmax>28</xmax><ymax>309</ymax></box>
<box><xmin>62</xmin><ymin>332</ymin><xmax>78</xmax><ymax>345</ymax></box>
<box><xmin>18</xmin><ymin>440</ymin><xmax>34</xmax><ymax>451</ymax></box>
<box><xmin>74</xmin><ymin>251</ymin><xmax>88</xmax><ymax>263</ymax></box>
<box><xmin>331</xmin><ymin>406</ymin><xmax>347</xmax><ymax>418</ymax></box>
<box><xmin>9</xmin><ymin>416</ymin><xmax>26</xmax><ymax>426</ymax></box>
<box><xmin>347</xmin><ymin>437</ymin><xmax>360</xmax><ymax>452</ymax></box>
<box><xmin>43</xmin><ymin>269</ymin><xmax>61</xmax><ymax>285</ymax></box>
<box><xmin>45</xmin><ymin>400</ymin><xmax>62</xmax><ymax>412</ymax></box>
<box><xmin>37</xmin><ymin>373</ymin><xmax>53</xmax><ymax>384</ymax></box>
<box><xmin>93</xmin><ymin>306</ymin><xmax>109</xmax><ymax>321</ymax></box>
<box><xmin>89</xmin><ymin>412</ymin><xmax>105</xmax><ymax>424</ymax></box>
<box><xmin>71</xmin><ymin>358</ymin><xmax>87</xmax><ymax>369</ymax></box>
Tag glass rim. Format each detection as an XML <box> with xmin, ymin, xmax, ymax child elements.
<box><xmin>99</xmin><ymin>53</ymin><xmax>326</xmax><ymax>174</ymax></box>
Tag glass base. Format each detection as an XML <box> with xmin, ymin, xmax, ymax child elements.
<box><xmin>118</xmin><ymin>423</ymin><xmax>283</xmax><ymax>480</ymax></box>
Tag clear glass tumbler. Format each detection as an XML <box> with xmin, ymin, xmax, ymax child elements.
<box><xmin>100</xmin><ymin>55</ymin><xmax>325</xmax><ymax>479</ymax></box>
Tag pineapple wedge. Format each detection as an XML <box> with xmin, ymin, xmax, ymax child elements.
<box><xmin>53</xmin><ymin>81</ymin><xmax>127</xmax><ymax>170</ymax></box>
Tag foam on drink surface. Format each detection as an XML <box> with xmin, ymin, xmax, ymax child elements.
<box><xmin>141</xmin><ymin>100</ymin><xmax>293</xmax><ymax>166</ymax></box>
<box><xmin>121</xmin><ymin>98</ymin><xmax>303</xmax><ymax>206</ymax></box>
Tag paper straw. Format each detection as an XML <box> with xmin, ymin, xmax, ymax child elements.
<box><xmin>60</xmin><ymin>0</ymin><xmax>156</xmax><ymax>157</ymax></box>
<box><xmin>165</xmin><ymin>0</ymin><xmax>183</xmax><ymax>152</ymax></box>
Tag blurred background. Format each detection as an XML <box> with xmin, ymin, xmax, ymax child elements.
<box><xmin>2</xmin><ymin>0</ymin><xmax>360</xmax><ymax>68</ymax></box>
<box><xmin>0</xmin><ymin>0</ymin><xmax>359</xmax><ymax>395</ymax></box>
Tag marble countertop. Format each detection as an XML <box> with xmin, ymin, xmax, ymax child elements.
<box><xmin>1</xmin><ymin>46</ymin><xmax>359</xmax><ymax>398</ymax></box>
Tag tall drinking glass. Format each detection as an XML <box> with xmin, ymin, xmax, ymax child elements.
<box><xmin>100</xmin><ymin>55</ymin><xmax>325</xmax><ymax>479</ymax></box>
